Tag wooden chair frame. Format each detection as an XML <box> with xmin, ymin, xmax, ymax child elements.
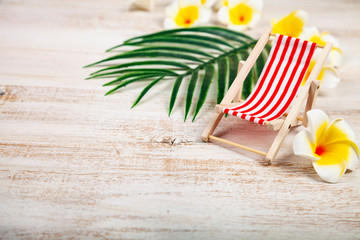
<box><xmin>201</xmin><ymin>28</ymin><xmax>333</xmax><ymax>163</ymax></box>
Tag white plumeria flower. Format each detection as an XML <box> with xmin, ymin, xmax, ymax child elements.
<box><xmin>271</xmin><ymin>10</ymin><xmax>308</xmax><ymax>38</ymax></box>
<box><xmin>293</xmin><ymin>109</ymin><xmax>359</xmax><ymax>183</ymax></box>
<box><xmin>163</xmin><ymin>0</ymin><xmax>211</xmax><ymax>29</ymax></box>
<box><xmin>302</xmin><ymin>53</ymin><xmax>340</xmax><ymax>89</ymax></box>
<box><xmin>217</xmin><ymin>0</ymin><xmax>263</xmax><ymax>31</ymax></box>
<box><xmin>303</xmin><ymin>26</ymin><xmax>343</xmax><ymax>67</ymax></box>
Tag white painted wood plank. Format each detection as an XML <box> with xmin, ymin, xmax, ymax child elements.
<box><xmin>0</xmin><ymin>0</ymin><xmax>360</xmax><ymax>239</ymax></box>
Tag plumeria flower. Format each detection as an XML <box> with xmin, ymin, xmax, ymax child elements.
<box><xmin>271</xmin><ymin>10</ymin><xmax>308</xmax><ymax>38</ymax></box>
<box><xmin>303</xmin><ymin>26</ymin><xmax>343</xmax><ymax>67</ymax></box>
<box><xmin>293</xmin><ymin>109</ymin><xmax>359</xmax><ymax>183</ymax></box>
<box><xmin>302</xmin><ymin>54</ymin><xmax>340</xmax><ymax>88</ymax></box>
<box><xmin>217</xmin><ymin>0</ymin><xmax>263</xmax><ymax>31</ymax></box>
<box><xmin>163</xmin><ymin>0</ymin><xmax>211</xmax><ymax>29</ymax></box>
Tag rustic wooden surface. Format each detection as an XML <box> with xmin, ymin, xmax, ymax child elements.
<box><xmin>1</xmin><ymin>0</ymin><xmax>360</xmax><ymax>239</ymax></box>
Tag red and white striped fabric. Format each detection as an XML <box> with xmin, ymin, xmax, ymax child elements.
<box><xmin>223</xmin><ymin>34</ymin><xmax>317</xmax><ymax>125</ymax></box>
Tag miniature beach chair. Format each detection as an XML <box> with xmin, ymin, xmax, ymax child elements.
<box><xmin>201</xmin><ymin>28</ymin><xmax>332</xmax><ymax>163</ymax></box>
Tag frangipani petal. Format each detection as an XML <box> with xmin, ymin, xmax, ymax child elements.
<box><xmin>322</xmin><ymin>33</ymin><xmax>340</xmax><ymax>47</ymax></box>
<box><xmin>180</xmin><ymin>0</ymin><xmax>201</xmax><ymax>7</ymax></box>
<box><xmin>163</xmin><ymin>17</ymin><xmax>178</xmax><ymax>29</ymax></box>
<box><xmin>302</xmin><ymin>27</ymin><xmax>343</xmax><ymax>67</ymax></box>
<box><xmin>328</xmin><ymin>47</ymin><xmax>343</xmax><ymax>67</ymax></box>
<box><xmin>324</xmin><ymin>141</ymin><xmax>359</xmax><ymax>170</ymax></box>
<box><xmin>228</xmin><ymin>22</ymin><xmax>247</xmax><ymax>31</ymax></box>
<box><xmin>302</xmin><ymin>26</ymin><xmax>320</xmax><ymax>40</ymax></box>
<box><xmin>345</xmin><ymin>144</ymin><xmax>360</xmax><ymax>171</ymax></box>
<box><xmin>271</xmin><ymin>10</ymin><xmax>308</xmax><ymax>37</ymax></box>
<box><xmin>323</xmin><ymin>118</ymin><xmax>357</xmax><ymax>144</ymax></box>
<box><xmin>302</xmin><ymin>52</ymin><xmax>340</xmax><ymax>89</ymax></box>
<box><xmin>247</xmin><ymin>11</ymin><xmax>261</xmax><ymax>28</ymax></box>
<box><xmin>319</xmin><ymin>66</ymin><xmax>340</xmax><ymax>89</ymax></box>
<box><xmin>311</xmin><ymin>50</ymin><xmax>333</xmax><ymax>68</ymax></box>
<box><xmin>166</xmin><ymin>0</ymin><xmax>181</xmax><ymax>17</ymax></box>
<box><xmin>312</xmin><ymin>153</ymin><xmax>347</xmax><ymax>183</ymax></box>
<box><xmin>302</xmin><ymin>60</ymin><xmax>321</xmax><ymax>85</ymax></box>
<box><xmin>217</xmin><ymin>6</ymin><xmax>230</xmax><ymax>24</ymax></box>
<box><xmin>293</xmin><ymin>130</ymin><xmax>319</xmax><ymax>160</ymax></box>
<box><xmin>293</xmin><ymin>10</ymin><xmax>307</xmax><ymax>23</ymax></box>
<box><xmin>307</xmin><ymin>109</ymin><xmax>329</xmax><ymax>142</ymax></box>
<box><xmin>322</xmin><ymin>119</ymin><xmax>360</xmax><ymax>169</ymax></box>
<box><xmin>198</xmin><ymin>6</ymin><xmax>212</xmax><ymax>23</ymax></box>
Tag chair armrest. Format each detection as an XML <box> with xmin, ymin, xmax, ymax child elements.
<box><xmin>215</xmin><ymin>101</ymin><xmax>245</xmax><ymax>113</ymax></box>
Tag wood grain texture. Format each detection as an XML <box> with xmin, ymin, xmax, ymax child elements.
<box><xmin>0</xmin><ymin>0</ymin><xmax>360</xmax><ymax>239</ymax></box>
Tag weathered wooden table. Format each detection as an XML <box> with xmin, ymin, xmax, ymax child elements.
<box><xmin>1</xmin><ymin>0</ymin><xmax>359</xmax><ymax>239</ymax></box>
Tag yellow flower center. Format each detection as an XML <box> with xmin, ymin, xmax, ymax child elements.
<box><xmin>272</xmin><ymin>11</ymin><xmax>305</xmax><ymax>37</ymax></box>
<box><xmin>316</xmin><ymin>152</ymin><xmax>344</xmax><ymax>166</ymax></box>
<box><xmin>174</xmin><ymin>6</ymin><xmax>199</xmax><ymax>28</ymax></box>
<box><xmin>315</xmin><ymin>145</ymin><xmax>325</xmax><ymax>156</ymax></box>
<box><xmin>302</xmin><ymin>60</ymin><xmax>325</xmax><ymax>85</ymax></box>
<box><xmin>201</xmin><ymin>0</ymin><xmax>206</xmax><ymax>4</ymax></box>
<box><xmin>315</xmin><ymin>124</ymin><xmax>352</xmax><ymax>166</ymax></box>
<box><xmin>229</xmin><ymin>3</ymin><xmax>253</xmax><ymax>25</ymax></box>
<box><xmin>223</xmin><ymin>0</ymin><xmax>228</xmax><ymax>6</ymax></box>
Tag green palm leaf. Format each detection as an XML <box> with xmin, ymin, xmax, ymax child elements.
<box><xmin>169</xmin><ymin>75</ymin><xmax>184</xmax><ymax>116</ymax></box>
<box><xmin>228</xmin><ymin>53</ymin><xmax>239</xmax><ymax>88</ymax></box>
<box><xmin>132</xmin><ymin>76</ymin><xmax>165</xmax><ymax>108</ymax></box>
<box><xmin>192</xmin><ymin>64</ymin><xmax>215</xmax><ymax>121</ymax></box>
<box><xmin>85</xmin><ymin>51</ymin><xmax>204</xmax><ymax>67</ymax></box>
<box><xmin>89</xmin><ymin>68</ymin><xmax>178</xmax><ymax>80</ymax></box>
<box><xmin>103</xmin><ymin>73</ymin><xmax>164</xmax><ymax>86</ymax></box>
<box><xmin>128</xmin><ymin>46</ymin><xmax>213</xmax><ymax>57</ymax></box>
<box><xmin>120</xmin><ymin>36</ymin><xmax>226</xmax><ymax>53</ymax></box>
<box><xmin>85</xmin><ymin>26</ymin><xmax>271</xmax><ymax>121</ymax></box>
<box><xmin>90</xmin><ymin>60</ymin><xmax>191</xmax><ymax>76</ymax></box>
<box><xmin>185</xmin><ymin>69</ymin><xmax>199</xmax><ymax>121</ymax></box>
<box><xmin>128</xmin><ymin>34</ymin><xmax>235</xmax><ymax>49</ymax></box>
<box><xmin>105</xmin><ymin>75</ymin><xmax>160</xmax><ymax>96</ymax></box>
<box><xmin>217</xmin><ymin>58</ymin><xmax>228</xmax><ymax>104</ymax></box>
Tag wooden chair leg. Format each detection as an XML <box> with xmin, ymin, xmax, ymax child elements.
<box><xmin>302</xmin><ymin>80</ymin><xmax>320</xmax><ymax>127</ymax></box>
<box><xmin>265</xmin><ymin>121</ymin><xmax>292</xmax><ymax>163</ymax></box>
<box><xmin>201</xmin><ymin>112</ymin><xmax>224</xmax><ymax>142</ymax></box>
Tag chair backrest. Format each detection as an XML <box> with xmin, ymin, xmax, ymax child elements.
<box><xmin>228</xmin><ymin>34</ymin><xmax>317</xmax><ymax>124</ymax></box>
